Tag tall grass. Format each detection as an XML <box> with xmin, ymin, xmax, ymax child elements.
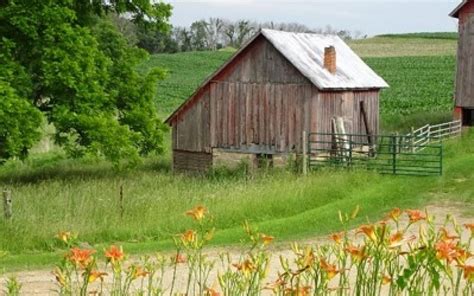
<box><xmin>0</xmin><ymin>130</ymin><xmax>473</xmax><ymax>272</ymax></box>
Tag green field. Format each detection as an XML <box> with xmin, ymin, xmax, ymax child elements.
<box><xmin>0</xmin><ymin>33</ymin><xmax>469</xmax><ymax>272</ymax></box>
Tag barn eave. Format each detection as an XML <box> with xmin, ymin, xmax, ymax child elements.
<box><xmin>450</xmin><ymin>0</ymin><xmax>468</xmax><ymax>18</ymax></box>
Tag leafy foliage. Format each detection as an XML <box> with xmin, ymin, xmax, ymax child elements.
<box><xmin>0</xmin><ymin>39</ymin><xmax>43</xmax><ymax>162</ymax></box>
<box><xmin>0</xmin><ymin>0</ymin><xmax>172</xmax><ymax>165</ymax></box>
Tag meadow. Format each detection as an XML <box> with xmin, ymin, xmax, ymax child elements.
<box><xmin>0</xmin><ymin>33</ymin><xmax>471</xmax><ymax>272</ymax></box>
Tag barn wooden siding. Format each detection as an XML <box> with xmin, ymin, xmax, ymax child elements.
<box><xmin>455</xmin><ymin>4</ymin><xmax>474</xmax><ymax>108</ymax></box>
<box><xmin>209</xmin><ymin>83</ymin><xmax>379</xmax><ymax>154</ymax></box>
<box><xmin>170</xmin><ymin>33</ymin><xmax>381</xmax><ymax>171</ymax></box>
<box><xmin>172</xmin><ymin>85</ymin><xmax>211</xmax><ymax>153</ymax></box>
<box><xmin>210</xmin><ymin>82</ymin><xmax>314</xmax><ymax>154</ymax></box>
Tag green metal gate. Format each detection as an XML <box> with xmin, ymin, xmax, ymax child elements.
<box><xmin>308</xmin><ymin>133</ymin><xmax>443</xmax><ymax>176</ymax></box>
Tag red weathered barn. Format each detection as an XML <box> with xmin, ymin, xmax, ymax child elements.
<box><xmin>165</xmin><ymin>29</ymin><xmax>388</xmax><ymax>172</ymax></box>
<box><xmin>451</xmin><ymin>0</ymin><xmax>474</xmax><ymax>125</ymax></box>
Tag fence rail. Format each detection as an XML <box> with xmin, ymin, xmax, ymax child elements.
<box><xmin>306</xmin><ymin>120</ymin><xmax>463</xmax><ymax>176</ymax></box>
<box><xmin>308</xmin><ymin>133</ymin><xmax>443</xmax><ymax>176</ymax></box>
<box><xmin>402</xmin><ymin>120</ymin><xmax>462</xmax><ymax>152</ymax></box>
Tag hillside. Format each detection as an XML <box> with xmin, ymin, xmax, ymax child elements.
<box><xmin>142</xmin><ymin>34</ymin><xmax>457</xmax><ymax>129</ymax></box>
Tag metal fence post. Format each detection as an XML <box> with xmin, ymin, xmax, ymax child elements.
<box><xmin>439</xmin><ymin>145</ymin><xmax>443</xmax><ymax>176</ymax></box>
<box><xmin>391</xmin><ymin>135</ymin><xmax>397</xmax><ymax>175</ymax></box>
<box><xmin>348</xmin><ymin>134</ymin><xmax>353</xmax><ymax>168</ymax></box>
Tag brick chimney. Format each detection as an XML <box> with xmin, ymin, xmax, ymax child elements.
<box><xmin>324</xmin><ymin>46</ymin><xmax>337</xmax><ymax>74</ymax></box>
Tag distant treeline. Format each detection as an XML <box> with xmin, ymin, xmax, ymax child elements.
<box><xmin>111</xmin><ymin>16</ymin><xmax>368</xmax><ymax>54</ymax></box>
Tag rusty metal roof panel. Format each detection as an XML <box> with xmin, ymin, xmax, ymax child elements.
<box><xmin>261</xmin><ymin>29</ymin><xmax>389</xmax><ymax>90</ymax></box>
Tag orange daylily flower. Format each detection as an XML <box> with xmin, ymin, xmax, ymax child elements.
<box><xmin>105</xmin><ymin>245</ymin><xmax>124</xmax><ymax>264</ymax></box>
<box><xmin>406</xmin><ymin>210</ymin><xmax>426</xmax><ymax>223</ymax></box>
<box><xmin>261</xmin><ymin>234</ymin><xmax>274</xmax><ymax>246</ymax></box>
<box><xmin>205</xmin><ymin>288</ymin><xmax>221</xmax><ymax>296</ymax></box>
<box><xmin>357</xmin><ymin>224</ymin><xmax>377</xmax><ymax>242</ymax></box>
<box><xmin>382</xmin><ymin>275</ymin><xmax>392</xmax><ymax>285</ymax></box>
<box><xmin>320</xmin><ymin>259</ymin><xmax>338</xmax><ymax>280</ymax></box>
<box><xmin>387</xmin><ymin>208</ymin><xmax>402</xmax><ymax>222</ymax></box>
<box><xmin>435</xmin><ymin>240</ymin><xmax>457</xmax><ymax>263</ymax></box>
<box><xmin>186</xmin><ymin>205</ymin><xmax>207</xmax><ymax>221</ymax></box>
<box><xmin>284</xmin><ymin>286</ymin><xmax>311</xmax><ymax>296</ymax></box>
<box><xmin>345</xmin><ymin>245</ymin><xmax>367</xmax><ymax>262</ymax></box>
<box><xmin>389</xmin><ymin>232</ymin><xmax>416</xmax><ymax>248</ymax></box>
<box><xmin>181</xmin><ymin>230</ymin><xmax>197</xmax><ymax>244</ymax></box>
<box><xmin>461</xmin><ymin>265</ymin><xmax>474</xmax><ymax>282</ymax></box>
<box><xmin>454</xmin><ymin>247</ymin><xmax>472</xmax><ymax>265</ymax></box>
<box><xmin>87</xmin><ymin>271</ymin><xmax>108</xmax><ymax>283</ymax></box>
<box><xmin>389</xmin><ymin>232</ymin><xmax>403</xmax><ymax>246</ymax></box>
<box><xmin>68</xmin><ymin>248</ymin><xmax>95</xmax><ymax>269</ymax></box>
<box><xmin>330</xmin><ymin>232</ymin><xmax>344</xmax><ymax>245</ymax></box>
<box><xmin>130</xmin><ymin>266</ymin><xmax>149</xmax><ymax>279</ymax></box>
<box><xmin>233</xmin><ymin>259</ymin><xmax>255</xmax><ymax>274</ymax></box>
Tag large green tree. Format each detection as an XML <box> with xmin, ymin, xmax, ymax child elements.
<box><xmin>0</xmin><ymin>0</ymin><xmax>172</xmax><ymax>165</ymax></box>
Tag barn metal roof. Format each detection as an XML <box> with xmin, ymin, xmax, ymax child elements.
<box><xmin>450</xmin><ymin>0</ymin><xmax>468</xmax><ymax>18</ymax></box>
<box><xmin>261</xmin><ymin>29</ymin><xmax>389</xmax><ymax>90</ymax></box>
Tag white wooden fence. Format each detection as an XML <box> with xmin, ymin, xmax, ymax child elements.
<box><xmin>400</xmin><ymin>120</ymin><xmax>462</xmax><ymax>152</ymax></box>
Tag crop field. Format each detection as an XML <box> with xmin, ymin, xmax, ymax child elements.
<box><xmin>350</xmin><ymin>34</ymin><xmax>457</xmax><ymax>57</ymax></box>
<box><xmin>1</xmin><ymin>34</ymin><xmax>471</xmax><ymax>273</ymax></box>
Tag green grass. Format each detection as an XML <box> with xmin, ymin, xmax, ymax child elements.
<box><xmin>1</xmin><ymin>130</ymin><xmax>474</xmax><ymax>271</ymax></box>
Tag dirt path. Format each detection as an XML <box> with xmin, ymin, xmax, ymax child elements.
<box><xmin>1</xmin><ymin>203</ymin><xmax>473</xmax><ymax>295</ymax></box>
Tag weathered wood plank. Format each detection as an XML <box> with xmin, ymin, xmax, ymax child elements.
<box><xmin>228</xmin><ymin>82</ymin><xmax>235</xmax><ymax>147</ymax></box>
<box><xmin>210</xmin><ymin>83</ymin><xmax>217</xmax><ymax>147</ymax></box>
<box><xmin>246</xmin><ymin>84</ymin><xmax>252</xmax><ymax>146</ymax></box>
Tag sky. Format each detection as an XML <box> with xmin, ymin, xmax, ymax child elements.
<box><xmin>165</xmin><ymin>0</ymin><xmax>462</xmax><ymax>36</ymax></box>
